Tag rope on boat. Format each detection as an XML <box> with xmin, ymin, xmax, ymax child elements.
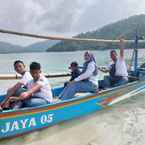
<box><xmin>0</xmin><ymin>28</ymin><xmax>140</xmax><ymax>43</ymax></box>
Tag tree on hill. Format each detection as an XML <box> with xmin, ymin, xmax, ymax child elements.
<box><xmin>47</xmin><ymin>14</ymin><xmax>145</xmax><ymax>52</ymax></box>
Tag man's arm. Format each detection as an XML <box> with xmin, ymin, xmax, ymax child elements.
<box><xmin>98</xmin><ymin>66</ymin><xmax>109</xmax><ymax>73</ymax></box>
<box><xmin>7</xmin><ymin>82</ymin><xmax>23</xmax><ymax>97</ymax></box>
<box><xmin>19</xmin><ymin>84</ymin><xmax>41</xmax><ymax>100</ymax></box>
<box><xmin>74</xmin><ymin>62</ymin><xmax>95</xmax><ymax>82</ymax></box>
<box><xmin>1</xmin><ymin>82</ymin><xmax>23</xmax><ymax>107</ymax></box>
<box><xmin>119</xmin><ymin>38</ymin><xmax>125</xmax><ymax>58</ymax></box>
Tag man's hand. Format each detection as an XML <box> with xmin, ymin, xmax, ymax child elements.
<box><xmin>68</xmin><ymin>80</ymin><xmax>75</xmax><ymax>85</ymax></box>
<box><xmin>2</xmin><ymin>96</ymin><xmax>20</xmax><ymax>108</ymax></box>
<box><xmin>98</xmin><ymin>66</ymin><xmax>109</xmax><ymax>73</ymax></box>
<box><xmin>1</xmin><ymin>96</ymin><xmax>19</xmax><ymax>108</ymax></box>
<box><xmin>20</xmin><ymin>92</ymin><xmax>30</xmax><ymax>100</ymax></box>
<box><xmin>119</xmin><ymin>37</ymin><xmax>125</xmax><ymax>45</ymax></box>
<box><xmin>8</xmin><ymin>97</ymin><xmax>20</xmax><ymax>102</ymax></box>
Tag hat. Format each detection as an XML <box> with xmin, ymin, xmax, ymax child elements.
<box><xmin>69</xmin><ymin>61</ymin><xmax>78</xmax><ymax>69</ymax></box>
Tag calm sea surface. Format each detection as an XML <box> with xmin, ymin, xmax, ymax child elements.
<box><xmin>0</xmin><ymin>50</ymin><xmax>145</xmax><ymax>145</ymax></box>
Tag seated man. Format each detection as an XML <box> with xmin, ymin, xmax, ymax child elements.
<box><xmin>1</xmin><ymin>60</ymin><xmax>32</xmax><ymax>109</ymax></box>
<box><xmin>64</xmin><ymin>61</ymin><xmax>80</xmax><ymax>87</ymax></box>
<box><xmin>4</xmin><ymin>62</ymin><xmax>53</xmax><ymax>108</ymax></box>
<box><xmin>99</xmin><ymin>38</ymin><xmax>128</xmax><ymax>88</ymax></box>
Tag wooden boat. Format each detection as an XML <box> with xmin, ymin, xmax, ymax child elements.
<box><xmin>0</xmin><ymin>29</ymin><xmax>145</xmax><ymax>139</ymax></box>
<box><xmin>1</xmin><ymin>79</ymin><xmax>145</xmax><ymax>139</ymax></box>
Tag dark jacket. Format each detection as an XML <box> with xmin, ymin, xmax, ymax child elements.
<box><xmin>70</xmin><ymin>69</ymin><xmax>80</xmax><ymax>81</ymax></box>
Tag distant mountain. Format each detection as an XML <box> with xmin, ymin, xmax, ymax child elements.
<box><xmin>25</xmin><ymin>40</ymin><xmax>59</xmax><ymax>52</ymax></box>
<box><xmin>0</xmin><ymin>41</ymin><xmax>24</xmax><ymax>53</ymax></box>
<box><xmin>0</xmin><ymin>40</ymin><xmax>58</xmax><ymax>53</ymax></box>
<box><xmin>1</xmin><ymin>14</ymin><xmax>145</xmax><ymax>53</ymax></box>
<box><xmin>47</xmin><ymin>14</ymin><xmax>145</xmax><ymax>52</ymax></box>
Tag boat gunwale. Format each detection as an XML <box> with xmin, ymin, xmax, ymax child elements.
<box><xmin>0</xmin><ymin>80</ymin><xmax>140</xmax><ymax>119</ymax></box>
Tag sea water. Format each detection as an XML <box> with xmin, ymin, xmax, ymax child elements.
<box><xmin>0</xmin><ymin>50</ymin><xmax>145</xmax><ymax>145</ymax></box>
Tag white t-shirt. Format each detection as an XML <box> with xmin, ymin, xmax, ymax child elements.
<box><xmin>108</xmin><ymin>57</ymin><xmax>128</xmax><ymax>79</ymax></box>
<box><xmin>74</xmin><ymin>61</ymin><xmax>98</xmax><ymax>86</ymax></box>
<box><xmin>19</xmin><ymin>71</ymin><xmax>33</xmax><ymax>85</ymax></box>
<box><xmin>26</xmin><ymin>75</ymin><xmax>53</xmax><ymax>103</ymax></box>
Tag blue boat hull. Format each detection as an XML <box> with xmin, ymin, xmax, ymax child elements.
<box><xmin>0</xmin><ymin>81</ymin><xmax>144</xmax><ymax>139</ymax></box>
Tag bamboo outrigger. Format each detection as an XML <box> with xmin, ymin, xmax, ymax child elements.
<box><xmin>0</xmin><ymin>29</ymin><xmax>145</xmax><ymax>139</ymax></box>
<box><xmin>0</xmin><ymin>73</ymin><xmax>70</xmax><ymax>80</ymax></box>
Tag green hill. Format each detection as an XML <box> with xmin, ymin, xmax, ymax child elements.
<box><xmin>47</xmin><ymin>14</ymin><xmax>145</xmax><ymax>52</ymax></box>
<box><xmin>25</xmin><ymin>40</ymin><xmax>59</xmax><ymax>52</ymax></box>
<box><xmin>0</xmin><ymin>40</ymin><xmax>58</xmax><ymax>53</ymax></box>
<box><xmin>0</xmin><ymin>41</ymin><xmax>24</xmax><ymax>53</ymax></box>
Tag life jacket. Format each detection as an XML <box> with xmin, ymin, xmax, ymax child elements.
<box><xmin>109</xmin><ymin>62</ymin><xmax>116</xmax><ymax>77</ymax></box>
<box><xmin>109</xmin><ymin>61</ymin><xmax>123</xmax><ymax>85</ymax></box>
<box><xmin>70</xmin><ymin>69</ymin><xmax>81</xmax><ymax>81</ymax></box>
<box><xmin>81</xmin><ymin>60</ymin><xmax>98</xmax><ymax>78</ymax></box>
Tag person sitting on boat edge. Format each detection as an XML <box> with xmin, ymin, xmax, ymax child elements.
<box><xmin>99</xmin><ymin>38</ymin><xmax>128</xmax><ymax>88</ymax></box>
<box><xmin>59</xmin><ymin>51</ymin><xmax>98</xmax><ymax>100</ymax></box>
<box><xmin>0</xmin><ymin>60</ymin><xmax>32</xmax><ymax>109</ymax></box>
<box><xmin>64</xmin><ymin>61</ymin><xmax>81</xmax><ymax>87</ymax></box>
<box><xmin>3</xmin><ymin>62</ymin><xmax>53</xmax><ymax>108</ymax></box>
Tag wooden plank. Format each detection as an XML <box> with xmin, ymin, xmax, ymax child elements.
<box><xmin>0</xmin><ymin>73</ymin><xmax>70</xmax><ymax>80</ymax></box>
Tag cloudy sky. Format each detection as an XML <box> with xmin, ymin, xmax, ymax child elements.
<box><xmin>0</xmin><ymin>0</ymin><xmax>145</xmax><ymax>46</ymax></box>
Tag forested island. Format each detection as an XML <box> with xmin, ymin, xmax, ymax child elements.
<box><xmin>47</xmin><ymin>14</ymin><xmax>145</xmax><ymax>52</ymax></box>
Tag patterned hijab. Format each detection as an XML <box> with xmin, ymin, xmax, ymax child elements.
<box><xmin>82</xmin><ymin>51</ymin><xmax>98</xmax><ymax>76</ymax></box>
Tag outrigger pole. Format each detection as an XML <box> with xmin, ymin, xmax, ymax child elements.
<box><xmin>0</xmin><ymin>29</ymin><xmax>136</xmax><ymax>43</ymax></box>
<box><xmin>0</xmin><ymin>73</ymin><xmax>70</xmax><ymax>80</ymax></box>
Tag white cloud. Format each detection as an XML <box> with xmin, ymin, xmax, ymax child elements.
<box><xmin>0</xmin><ymin>0</ymin><xmax>145</xmax><ymax>46</ymax></box>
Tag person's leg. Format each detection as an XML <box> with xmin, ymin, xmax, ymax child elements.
<box><xmin>103</xmin><ymin>76</ymin><xmax>112</xmax><ymax>88</ymax></box>
<box><xmin>15</xmin><ymin>87</ymin><xmax>27</xmax><ymax>96</ymax></box>
<box><xmin>24</xmin><ymin>98</ymin><xmax>48</xmax><ymax>107</ymax></box>
<box><xmin>64</xmin><ymin>82</ymin><xmax>69</xmax><ymax>87</ymax></box>
<box><xmin>98</xmin><ymin>80</ymin><xmax>104</xmax><ymax>89</ymax></box>
<box><xmin>59</xmin><ymin>81</ymin><xmax>97</xmax><ymax>100</ymax></box>
<box><xmin>59</xmin><ymin>82</ymin><xmax>79</xmax><ymax>100</ymax></box>
<box><xmin>1</xmin><ymin>87</ymin><xmax>24</xmax><ymax>106</ymax></box>
<box><xmin>77</xmin><ymin>81</ymin><xmax>98</xmax><ymax>93</ymax></box>
<box><xmin>12</xmin><ymin>101</ymin><xmax>23</xmax><ymax>109</ymax></box>
<box><xmin>2</xmin><ymin>87</ymin><xmax>27</xmax><ymax>109</ymax></box>
<box><xmin>113</xmin><ymin>79</ymin><xmax>128</xmax><ymax>87</ymax></box>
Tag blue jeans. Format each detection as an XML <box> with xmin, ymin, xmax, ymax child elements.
<box><xmin>24</xmin><ymin>97</ymin><xmax>49</xmax><ymax>107</ymax></box>
<box><xmin>101</xmin><ymin>76</ymin><xmax>128</xmax><ymax>88</ymax></box>
<box><xmin>13</xmin><ymin>97</ymin><xmax>49</xmax><ymax>109</ymax></box>
<box><xmin>15</xmin><ymin>87</ymin><xmax>27</xmax><ymax>96</ymax></box>
<box><xmin>59</xmin><ymin>80</ymin><xmax>98</xmax><ymax>100</ymax></box>
<box><xmin>113</xmin><ymin>78</ymin><xmax>128</xmax><ymax>87</ymax></box>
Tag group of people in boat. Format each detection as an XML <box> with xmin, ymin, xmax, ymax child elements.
<box><xmin>0</xmin><ymin>38</ymin><xmax>128</xmax><ymax>110</ymax></box>
<box><xmin>0</xmin><ymin>61</ymin><xmax>53</xmax><ymax>110</ymax></box>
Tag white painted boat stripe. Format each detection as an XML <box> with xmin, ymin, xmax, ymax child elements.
<box><xmin>108</xmin><ymin>84</ymin><xmax>145</xmax><ymax>106</ymax></box>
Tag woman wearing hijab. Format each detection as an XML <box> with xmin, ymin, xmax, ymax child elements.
<box><xmin>59</xmin><ymin>51</ymin><xmax>98</xmax><ymax>100</ymax></box>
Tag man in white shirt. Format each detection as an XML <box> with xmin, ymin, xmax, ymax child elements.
<box><xmin>5</xmin><ymin>62</ymin><xmax>53</xmax><ymax>108</ymax></box>
<box><xmin>1</xmin><ymin>60</ymin><xmax>32</xmax><ymax>109</ymax></box>
<box><xmin>99</xmin><ymin>38</ymin><xmax>128</xmax><ymax>88</ymax></box>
